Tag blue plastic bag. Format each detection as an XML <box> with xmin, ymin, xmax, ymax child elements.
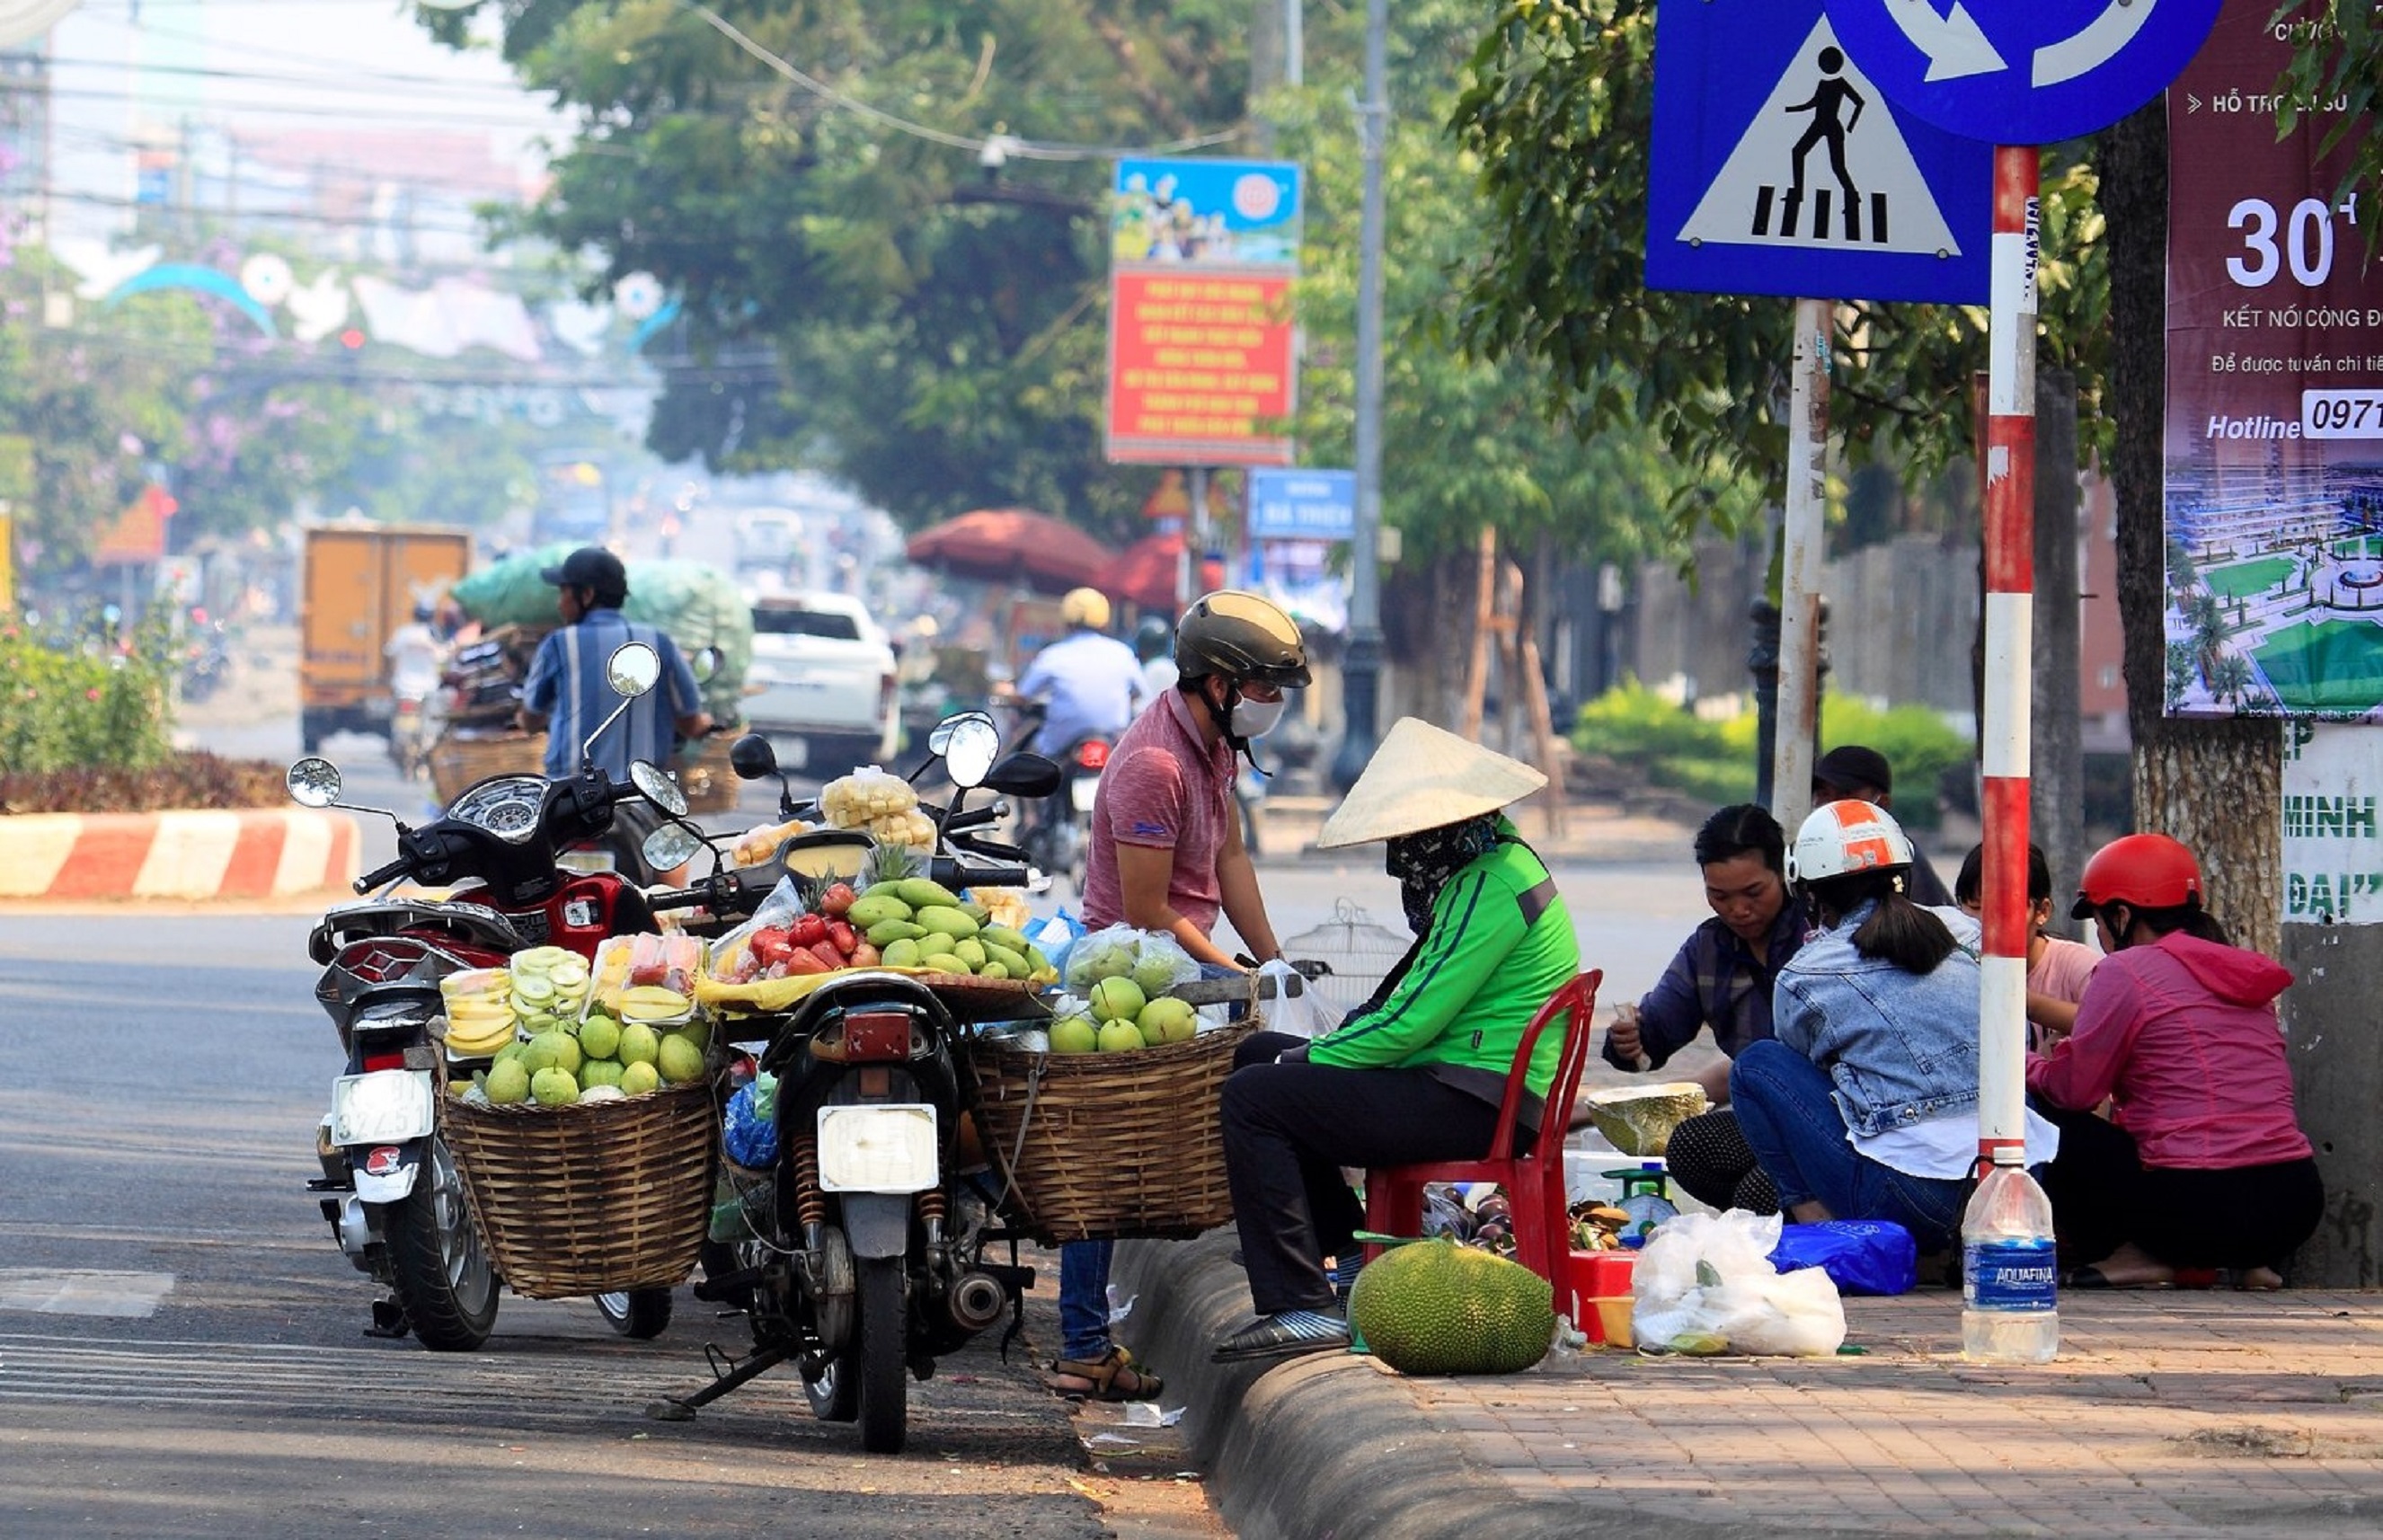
<box><xmin>1769</xmin><ymin>1218</ymin><xmax>1918</xmax><ymax>1297</ymax></box>
<box><xmin>722</xmin><ymin>1073</ymin><xmax>780</xmax><ymax>1170</ymax></box>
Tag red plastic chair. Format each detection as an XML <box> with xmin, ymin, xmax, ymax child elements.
<box><xmin>1361</xmin><ymin>970</ymin><xmax>1604</xmax><ymax>1305</ymax></box>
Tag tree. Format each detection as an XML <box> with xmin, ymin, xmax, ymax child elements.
<box><xmin>428</xmin><ymin>0</ymin><xmax>1255</xmax><ymax>537</ymax></box>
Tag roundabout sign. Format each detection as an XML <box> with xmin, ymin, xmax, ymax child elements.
<box><xmin>1825</xmin><ymin>0</ymin><xmax>2226</xmax><ymax>144</ymax></box>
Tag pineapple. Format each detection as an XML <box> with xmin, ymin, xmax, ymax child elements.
<box><xmin>863</xmin><ymin>840</ymin><xmax>921</xmax><ymax>895</ymax></box>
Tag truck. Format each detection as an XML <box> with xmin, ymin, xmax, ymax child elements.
<box><xmin>742</xmin><ymin>591</ymin><xmax>901</xmax><ymax>772</ymax></box>
<box><xmin>300</xmin><ymin>523</ymin><xmax>473</xmax><ymax>754</ymax></box>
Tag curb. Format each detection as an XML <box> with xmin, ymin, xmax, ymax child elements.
<box><xmin>1112</xmin><ymin>1233</ymin><xmax>1582</xmax><ymax>1540</ymax></box>
<box><xmin>0</xmin><ymin>809</ymin><xmax>361</xmax><ymax>900</ymax></box>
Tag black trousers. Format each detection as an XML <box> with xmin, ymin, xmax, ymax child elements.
<box><xmin>1662</xmin><ymin>1107</ymin><xmax>1780</xmax><ymax>1215</ymax></box>
<box><xmin>2039</xmin><ymin>1102</ymin><xmax>2325</xmax><ymax>1272</ymax></box>
<box><xmin>1220</xmin><ymin>1031</ymin><xmax>1506</xmax><ymax>1314</ymax></box>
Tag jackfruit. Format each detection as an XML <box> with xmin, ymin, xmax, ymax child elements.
<box><xmin>1348</xmin><ymin>1239</ymin><xmax>1555</xmax><ymax>1376</ymax></box>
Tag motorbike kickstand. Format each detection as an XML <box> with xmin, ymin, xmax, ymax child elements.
<box><xmin>643</xmin><ymin>1340</ymin><xmax>792</xmax><ymax>1421</ymax></box>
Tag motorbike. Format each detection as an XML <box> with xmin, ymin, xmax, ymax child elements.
<box><xmin>1003</xmin><ymin>699</ymin><xmax>1105</xmax><ymax>893</ymax></box>
<box><xmin>287</xmin><ymin>641</ymin><xmax>718</xmax><ymax>1350</ymax></box>
<box><xmin>388</xmin><ymin>682</ymin><xmax>438</xmax><ymax>782</ymax></box>
<box><xmin>644</xmin><ymin>710</ymin><xmax>1062</xmax><ymax>1454</ymax></box>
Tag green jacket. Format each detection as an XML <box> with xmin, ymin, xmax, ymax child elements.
<box><xmin>1310</xmin><ymin>827</ymin><xmax>1581</xmax><ymax>1118</ymax></box>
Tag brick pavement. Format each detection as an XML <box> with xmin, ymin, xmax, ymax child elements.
<box><xmin>1408</xmin><ymin>1289</ymin><xmax>2383</xmax><ymax>1536</ymax></box>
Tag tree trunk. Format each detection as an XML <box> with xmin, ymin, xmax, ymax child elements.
<box><xmin>2032</xmin><ymin>370</ymin><xmax>2086</xmax><ymax>908</ymax></box>
<box><xmin>2104</xmin><ymin>102</ymin><xmax>2281</xmax><ymax>955</ymax></box>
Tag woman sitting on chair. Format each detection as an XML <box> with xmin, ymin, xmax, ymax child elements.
<box><xmin>1210</xmin><ymin>718</ymin><xmax>1582</xmax><ymax>1363</ymax></box>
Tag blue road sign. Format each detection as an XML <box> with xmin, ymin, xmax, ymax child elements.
<box><xmin>1826</xmin><ymin>0</ymin><xmax>2224</xmax><ymax>145</ymax></box>
<box><xmin>1247</xmin><ymin>468</ymin><xmax>1355</xmax><ymax>541</ymax></box>
<box><xmin>1649</xmin><ymin>0</ymin><xmax>1990</xmax><ymax>305</ymax></box>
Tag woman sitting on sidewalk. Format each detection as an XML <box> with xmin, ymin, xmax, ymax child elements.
<box><xmin>1732</xmin><ymin>801</ymin><xmax>2057</xmax><ymax>1254</ymax></box>
<box><xmin>1209</xmin><ymin>720</ymin><xmax>1581</xmax><ymax>1363</ymax></box>
<box><xmin>1954</xmin><ymin>840</ymin><xmax>2100</xmax><ymax>1053</ymax></box>
<box><xmin>2030</xmin><ymin>835</ymin><xmax>2322</xmax><ymax>1289</ymax></box>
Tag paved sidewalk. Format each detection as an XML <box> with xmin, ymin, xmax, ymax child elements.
<box><xmin>1116</xmin><ymin>1233</ymin><xmax>2383</xmax><ymax>1540</ymax></box>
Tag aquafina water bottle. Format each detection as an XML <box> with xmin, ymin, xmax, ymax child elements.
<box><xmin>1961</xmin><ymin>1160</ymin><xmax>2059</xmax><ymax>1363</ymax></box>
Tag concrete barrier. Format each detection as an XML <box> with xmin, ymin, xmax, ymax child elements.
<box><xmin>0</xmin><ymin>809</ymin><xmax>360</xmax><ymax>900</ymax></box>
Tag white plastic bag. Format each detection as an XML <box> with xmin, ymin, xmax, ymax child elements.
<box><xmin>1630</xmin><ymin>1209</ymin><xmax>1847</xmax><ymax>1357</ymax></box>
<box><xmin>1257</xmin><ymin>959</ymin><xmax>1333</xmax><ymax>1039</ymax></box>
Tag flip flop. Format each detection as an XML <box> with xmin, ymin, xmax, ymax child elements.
<box><xmin>1210</xmin><ymin>1309</ymin><xmax>1350</xmax><ymax>1364</ymax></box>
<box><xmin>1049</xmin><ymin>1347</ymin><xmax>1164</xmax><ymax>1402</ymax></box>
<box><xmin>2063</xmin><ymin>1265</ymin><xmax>2171</xmax><ymax>1290</ymax></box>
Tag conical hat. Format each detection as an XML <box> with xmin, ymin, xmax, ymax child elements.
<box><xmin>1315</xmin><ymin>717</ymin><xmax>1549</xmax><ymax>849</ymax></box>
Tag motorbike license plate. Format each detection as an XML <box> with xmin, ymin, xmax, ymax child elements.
<box><xmin>1070</xmin><ymin>776</ymin><xmax>1101</xmax><ymax>812</ymax></box>
<box><xmin>816</xmin><ymin>1104</ymin><xmax>939</xmax><ymax>1193</ymax></box>
<box><xmin>330</xmin><ymin>1069</ymin><xmax>438</xmax><ymax>1146</ymax></box>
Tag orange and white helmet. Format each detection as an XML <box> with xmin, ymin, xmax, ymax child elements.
<box><xmin>1786</xmin><ymin>799</ymin><xmax>1915</xmax><ymax>886</ymax></box>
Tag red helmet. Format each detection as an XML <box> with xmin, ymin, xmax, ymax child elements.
<box><xmin>2070</xmin><ymin>833</ymin><xmax>2203</xmax><ymax>920</ymax></box>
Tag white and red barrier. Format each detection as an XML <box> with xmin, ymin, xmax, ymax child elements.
<box><xmin>0</xmin><ymin>810</ymin><xmax>359</xmax><ymax>901</ymax></box>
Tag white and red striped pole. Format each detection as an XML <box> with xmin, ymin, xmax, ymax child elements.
<box><xmin>1979</xmin><ymin>145</ymin><xmax>2041</xmax><ymax>1169</ymax></box>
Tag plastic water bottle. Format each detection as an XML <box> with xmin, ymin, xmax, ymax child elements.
<box><xmin>1961</xmin><ymin>1161</ymin><xmax>2060</xmax><ymax>1363</ymax></box>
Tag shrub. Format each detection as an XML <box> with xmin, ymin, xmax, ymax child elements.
<box><xmin>0</xmin><ymin>752</ymin><xmax>289</xmax><ymax>814</ymax></box>
<box><xmin>0</xmin><ymin>617</ymin><xmax>176</xmax><ymax>776</ymax></box>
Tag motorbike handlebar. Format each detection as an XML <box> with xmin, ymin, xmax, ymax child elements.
<box><xmin>355</xmin><ymin>857</ymin><xmax>411</xmax><ymax>893</ymax></box>
<box><xmin>928</xmin><ymin>855</ymin><xmax>1030</xmax><ymax>890</ymax></box>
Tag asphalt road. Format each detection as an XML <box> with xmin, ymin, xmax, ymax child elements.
<box><xmin>0</xmin><ymin>913</ymin><xmax>1111</xmax><ymax>1539</ymax></box>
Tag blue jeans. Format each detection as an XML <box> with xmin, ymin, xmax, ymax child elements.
<box><xmin>1729</xmin><ymin>1040</ymin><xmax>1968</xmax><ymax>1253</ymax></box>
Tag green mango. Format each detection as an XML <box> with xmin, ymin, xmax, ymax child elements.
<box><xmin>866</xmin><ymin>918</ymin><xmax>928</xmax><ymax>947</ymax></box>
<box><xmin>915</xmin><ymin>905</ymin><xmax>980</xmax><ymax>940</ymax></box>
<box><xmin>846</xmin><ymin>893</ymin><xmax>916</xmax><ymax>930</ymax></box>
<box><xmin>896</xmin><ymin>877</ymin><xmax>962</xmax><ymax>910</ymax></box>
<box><xmin>881</xmin><ymin>936</ymin><xmax>924</xmax><ymax>969</ymax></box>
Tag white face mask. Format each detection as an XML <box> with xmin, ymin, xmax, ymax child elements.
<box><xmin>1229</xmin><ymin>695</ymin><xmax>1287</xmax><ymax>739</ymax></box>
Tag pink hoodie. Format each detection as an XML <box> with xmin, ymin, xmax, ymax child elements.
<box><xmin>2028</xmin><ymin>932</ymin><xmax>2309</xmax><ymax>1170</ymax></box>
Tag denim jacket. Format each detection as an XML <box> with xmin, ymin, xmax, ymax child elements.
<box><xmin>1771</xmin><ymin>898</ymin><xmax>1982</xmax><ymax>1137</ymax></box>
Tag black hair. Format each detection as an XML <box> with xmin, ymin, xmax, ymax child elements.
<box><xmin>1804</xmin><ymin>870</ymin><xmax>1959</xmax><ymax>974</ymax></box>
<box><xmin>1954</xmin><ymin>842</ymin><xmax>2051</xmax><ymax>907</ymax></box>
<box><xmin>1694</xmin><ymin>803</ymin><xmax>1785</xmax><ymax>873</ymax></box>
<box><xmin>2099</xmin><ymin>898</ymin><xmax>2231</xmax><ymax>948</ymax></box>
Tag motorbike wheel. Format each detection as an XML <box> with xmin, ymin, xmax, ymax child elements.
<box><xmin>592</xmin><ymin>1288</ymin><xmax>673</xmax><ymax>1339</ymax></box>
<box><xmin>383</xmin><ymin>1136</ymin><xmax>500</xmax><ymax>1351</ymax></box>
<box><xmin>802</xmin><ymin>1350</ymin><xmax>860</xmax><ymax>1423</ymax></box>
<box><xmin>855</xmin><ymin>1255</ymin><xmax>908</xmax><ymax>1455</ymax></box>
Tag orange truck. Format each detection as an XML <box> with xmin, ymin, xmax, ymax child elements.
<box><xmin>300</xmin><ymin>524</ymin><xmax>472</xmax><ymax>754</ymax></box>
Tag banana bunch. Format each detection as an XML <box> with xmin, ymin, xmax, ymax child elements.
<box><xmin>440</xmin><ymin>969</ymin><xmax>520</xmax><ymax>1058</ymax></box>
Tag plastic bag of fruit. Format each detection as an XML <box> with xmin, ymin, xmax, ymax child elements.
<box><xmin>732</xmin><ymin>817</ymin><xmax>811</xmax><ymax>868</ymax></box>
<box><xmin>589</xmin><ymin>933</ymin><xmax>704</xmax><ymax>1016</ymax></box>
<box><xmin>1059</xmin><ymin>925</ymin><xmax>1202</xmax><ymax>1001</ymax></box>
<box><xmin>819</xmin><ymin>766</ymin><xmax>917</xmax><ymax>829</ymax></box>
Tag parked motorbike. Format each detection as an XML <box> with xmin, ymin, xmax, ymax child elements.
<box><xmin>1002</xmin><ymin>699</ymin><xmax>1104</xmax><ymax>893</ymax></box>
<box><xmin>646</xmin><ymin>710</ymin><xmax>1060</xmax><ymax>1454</ymax></box>
<box><xmin>287</xmin><ymin>642</ymin><xmax>706</xmax><ymax>1350</ymax></box>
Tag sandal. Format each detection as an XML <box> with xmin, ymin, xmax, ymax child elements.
<box><xmin>1210</xmin><ymin>1309</ymin><xmax>1350</xmax><ymax>1364</ymax></box>
<box><xmin>1050</xmin><ymin>1346</ymin><xmax>1164</xmax><ymax>1402</ymax></box>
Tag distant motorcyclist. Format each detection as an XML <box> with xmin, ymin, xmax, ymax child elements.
<box><xmin>385</xmin><ymin>599</ymin><xmax>446</xmax><ymax>704</ymax></box>
<box><xmin>516</xmin><ymin>546</ymin><xmax>711</xmax><ymax>782</ymax></box>
<box><xmin>1012</xmin><ymin>588</ymin><xmax>1147</xmax><ymax>756</ymax></box>
<box><xmin>1133</xmin><ymin>614</ymin><xmax>1177</xmax><ymax>712</ymax></box>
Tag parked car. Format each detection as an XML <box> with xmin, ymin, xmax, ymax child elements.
<box><xmin>744</xmin><ymin>593</ymin><xmax>901</xmax><ymax>772</ymax></box>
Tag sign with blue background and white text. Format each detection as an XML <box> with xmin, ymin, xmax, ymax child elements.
<box><xmin>1649</xmin><ymin>0</ymin><xmax>1990</xmax><ymax>304</ymax></box>
<box><xmin>1825</xmin><ymin>0</ymin><xmax>2225</xmax><ymax>146</ymax></box>
<box><xmin>1246</xmin><ymin>468</ymin><xmax>1355</xmax><ymax>541</ymax></box>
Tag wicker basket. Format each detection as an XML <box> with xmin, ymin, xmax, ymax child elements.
<box><xmin>439</xmin><ymin>1080</ymin><xmax>719</xmax><ymax>1297</ymax></box>
<box><xmin>965</xmin><ymin>1021</ymin><xmax>1254</xmax><ymax>1244</ymax></box>
<box><xmin>429</xmin><ymin>729</ymin><xmax>547</xmax><ymax>806</ymax></box>
<box><xmin>673</xmin><ymin>730</ymin><xmax>741</xmax><ymax>815</ymax></box>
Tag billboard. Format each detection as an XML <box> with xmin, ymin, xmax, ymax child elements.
<box><xmin>1105</xmin><ymin>158</ymin><xmax>1300</xmax><ymax>466</ymax></box>
<box><xmin>2164</xmin><ymin>0</ymin><xmax>2383</xmax><ymax>720</ymax></box>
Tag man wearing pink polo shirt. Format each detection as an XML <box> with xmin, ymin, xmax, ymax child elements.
<box><xmin>1050</xmin><ymin>590</ymin><xmax>1310</xmax><ymax>1403</ymax></box>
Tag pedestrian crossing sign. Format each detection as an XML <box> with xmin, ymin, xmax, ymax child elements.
<box><xmin>1647</xmin><ymin>0</ymin><xmax>1990</xmax><ymax>305</ymax></box>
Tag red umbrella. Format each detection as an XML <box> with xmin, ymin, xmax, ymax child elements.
<box><xmin>904</xmin><ymin>509</ymin><xmax>1117</xmax><ymax>595</ymax></box>
<box><xmin>1103</xmin><ymin>531</ymin><xmax>1224</xmax><ymax>613</ymax></box>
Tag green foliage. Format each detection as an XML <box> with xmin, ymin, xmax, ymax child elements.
<box><xmin>1447</xmin><ymin>0</ymin><xmax>2111</xmax><ymax>523</ymax></box>
<box><xmin>2274</xmin><ymin>3</ymin><xmax>2383</xmax><ymax>251</ymax></box>
<box><xmin>0</xmin><ymin>615</ymin><xmax>176</xmax><ymax>776</ymax></box>
<box><xmin>1572</xmin><ymin>680</ymin><xmax>1970</xmax><ymax>827</ymax></box>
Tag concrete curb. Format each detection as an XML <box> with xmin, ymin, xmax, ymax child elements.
<box><xmin>1112</xmin><ymin>1233</ymin><xmax>1585</xmax><ymax>1540</ymax></box>
<box><xmin>0</xmin><ymin>809</ymin><xmax>360</xmax><ymax>900</ymax></box>
<box><xmin>1113</xmin><ymin>1233</ymin><xmax>1882</xmax><ymax>1540</ymax></box>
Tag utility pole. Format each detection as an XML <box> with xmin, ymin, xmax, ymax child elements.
<box><xmin>1329</xmin><ymin>0</ymin><xmax>1386</xmax><ymax>792</ymax></box>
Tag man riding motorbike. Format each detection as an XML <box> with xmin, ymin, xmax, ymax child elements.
<box><xmin>516</xmin><ymin>547</ymin><xmax>712</xmax><ymax>872</ymax></box>
<box><xmin>1006</xmin><ymin>587</ymin><xmax>1146</xmax><ymax>863</ymax></box>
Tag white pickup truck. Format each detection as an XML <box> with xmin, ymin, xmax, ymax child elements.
<box><xmin>742</xmin><ymin>592</ymin><xmax>902</xmax><ymax>774</ymax></box>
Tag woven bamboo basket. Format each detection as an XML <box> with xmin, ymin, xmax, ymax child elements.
<box><xmin>429</xmin><ymin>730</ymin><xmax>547</xmax><ymax>806</ymax></box>
<box><xmin>965</xmin><ymin>1021</ymin><xmax>1255</xmax><ymax>1244</ymax></box>
<box><xmin>439</xmin><ymin>1080</ymin><xmax>719</xmax><ymax>1297</ymax></box>
<box><xmin>673</xmin><ymin>730</ymin><xmax>741</xmax><ymax>815</ymax></box>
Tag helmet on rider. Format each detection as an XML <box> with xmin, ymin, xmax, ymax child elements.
<box><xmin>1785</xmin><ymin>799</ymin><xmax>1915</xmax><ymax>889</ymax></box>
<box><xmin>413</xmin><ymin>598</ymin><xmax>437</xmax><ymax>624</ymax></box>
<box><xmin>2069</xmin><ymin>832</ymin><xmax>2202</xmax><ymax>921</ymax></box>
<box><xmin>1132</xmin><ymin>614</ymin><xmax>1173</xmax><ymax>663</ymax></box>
<box><xmin>1060</xmin><ymin>587</ymin><xmax>1112</xmax><ymax>633</ymax></box>
<box><xmin>1174</xmin><ymin>590</ymin><xmax>1310</xmax><ymax>766</ymax></box>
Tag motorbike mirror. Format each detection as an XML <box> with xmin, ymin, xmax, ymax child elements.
<box><xmin>689</xmin><ymin>645</ymin><xmax>722</xmax><ymax>684</ymax></box>
<box><xmin>286</xmin><ymin>757</ymin><xmax>342</xmax><ymax>809</ymax></box>
<box><xmin>630</xmin><ymin>758</ymin><xmax>689</xmax><ymax>817</ymax></box>
<box><xmin>926</xmin><ymin>708</ymin><xmax>995</xmax><ymax>758</ymax></box>
<box><xmin>607</xmin><ymin>641</ymin><xmax>660</xmax><ymax>698</ymax></box>
<box><xmin>984</xmin><ymin>752</ymin><xmax>1062</xmax><ymax>800</ymax></box>
<box><xmin>730</xmin><ymin>732</ymin><xmax>779</xmax><ymax>781</ymax></box>
<box><xmin>942</xmin><ymin>714</ymin><xmax>1002</xmax><ymax>791</ymax></box>
<box><xmin>641</xmin><ymin>823</ymin><xmax>706</xmax><ymax>873</ymax></box>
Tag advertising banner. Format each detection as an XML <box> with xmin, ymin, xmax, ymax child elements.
<box><xmin>1106</xmin><ymin>158</ymin><xmax>1300</xmax><ymax>466</ymax></box>
<box><xmin>2165</xmin><ymin>0</ymin><xmax>2383</xmax><ymax>719</ymax></box>
<box><xmin>2283</xmin><ymin>721</ymin><xmax>2383</xmax><ymax>922</ymax></box>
